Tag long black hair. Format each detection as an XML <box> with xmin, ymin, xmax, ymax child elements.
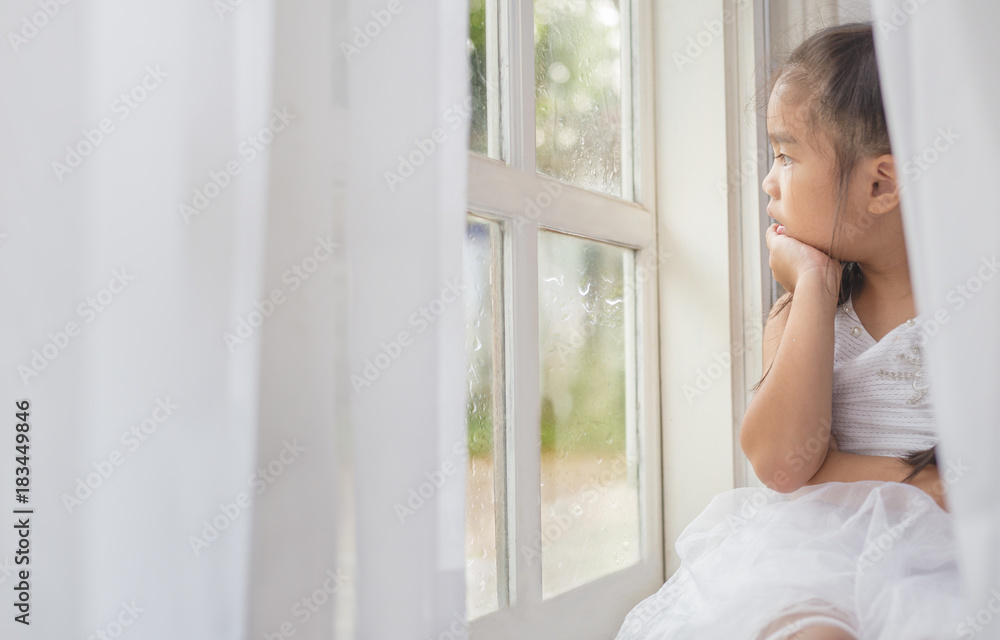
<box><xmin>753</xmin><ymin>22</ymin><xmax>936</xmax><ymax>481</ymax></box>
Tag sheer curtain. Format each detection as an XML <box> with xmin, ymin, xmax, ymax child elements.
<box><xmin>0</xmin><ymin>0</ymin><xmax>468</xmax><ymax>638</ymax></box>
<box><xmin>343</xmin><ymin>0</ymin><xmax>469</xmax><ymax>638</ymax></box>
<box><xmin>871</xmin><ymin>0</ymin><xmax>1000</xmax><ymax>628</ymax></box>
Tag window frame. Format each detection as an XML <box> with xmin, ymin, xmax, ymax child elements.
<box><xmin>465</xmin><ymin>0</ymin><xmax>663</xmax><ymax>636</ymax></box>
<box><xmin>466</xmin><ymin>0</ymin><xmax>859</xmax><ymax>633</ymax></box>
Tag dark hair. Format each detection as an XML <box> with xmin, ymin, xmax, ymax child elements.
<box><xmin>752</xmin><ymin>22</ymin><xmax>936</xmax><ymax>480</ymax></box>
<box><xmin>759</xmin><ymin>21</ymin><xmax>890</xmax><ymax>315</ymax></box>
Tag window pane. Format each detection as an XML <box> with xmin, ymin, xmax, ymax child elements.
<box><xmin>538</xmin><ymin>230</ymin><xmax>640</xmax><ymax>599</ymax></box>
<box><xmin>535</xmin><ymin>0</ymin><xmax>624</xmax><ymax>196</ymax></box>
<box><xmin>464</xmin><ymin>216</ymin><xmax>502</xmax><ymax>617</ymax></box>
<box><xmin>469</xmin><ymin>0</ymin><xmax>503</xmax><ymax>159</ymax></box>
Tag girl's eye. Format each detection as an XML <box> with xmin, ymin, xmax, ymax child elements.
<box><xmin>775</xmin><ymin>153</ymin><xmax>792</xmax><ymax>167</ymax></box>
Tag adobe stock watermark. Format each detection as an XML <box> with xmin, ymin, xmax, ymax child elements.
<box><xmin>512</xmin><ymin>180</ymin><xmax>563</xmax><ymax>233</ymax></box>
<box><xmin>839</xmin><ymin>126</ymin><xmax>959</xmax><ymax>243</ymax></box>
<box><xmin>18</xmin><ymin>268</ymin><xmax>136</xmax><ymax>385</ymax></box>
<box><xmin>188</xmin><ymin>439</ymin><xmax>306</xmax><ymax>556</ymax></box>
<box><xmin>619</xmin><ymin>574</ymin><xmax>687</xmax><ymax>636</ymax></box>
<box><xmin>222</xmin><ymin>236</ymin><xmax>339</xmax><ymax>352</ymax></box>
<box><xmin>211</xmin><ymin>0</ymin><xmax>248</xmax><ymax>21</ymax></box>
<box><xmin>548</xmin><ymin>246</ymin><xmax>671</xmax><ymax>366</ymax></box>
<box><xmin>682</xmin><ymin>317</ymin><xmax>762</xmax><ymax>404</ymax></box>
<box><xmin>426</xmin><ymin>611</ymin><xmax>468</xmax><ymax>640</ymax></box>
<box><xmin>897</xmin><ymin>126</ymin><xmax>960</xmax><ymax>196</ymax></box>
<box><xmin>716</xmin><ymin>147</ymin><xmax>768</xmax><ymax>203</ymax></box>
<box><xmin>7</xmin><ymin>0</ymin><xmax>75</xmax><ymax>56</ymax></box>
<box><xmin>910</xmin><ymin>254</ymin><xmax>1000</xmax><ymax>348</ymax></box>
<box><xmin>383</xmin><ymin>96</ymin><xmax>473</xmax><ymax>192</ymax></box>
<box><xmin>764</xmin><ymin>418</ymin><xmax>836</xmax><ymax>491</ymax></box>
<box><xmin>60</xmin><ymin>398</ymin><xmax>179</xmax><ymax>514</ymax></box>
<box><xmin>683</xmin><ymin>251</ymin><xmax>996</xmax><ymax>404</ymax></box>
<box><xmin>719</xmin><ymin>489</ymin><xmax>771</xmax><ymax>534</ymax></box>
<box><xmin>914</xmin><ymin>455</ymin><xmax>970</xmax><ymax>502</ymax></box>
<box><xmin>957</xmin><ymin>587</ymin><xmax>1000</xmax><ymax>639</ymax></box>
<box><xmin>672</xmin><ymin>0</ymin><xmax>751</xmax><ymax>72</ymax></box>
<box><xmin>51</xmin><ymin>65</ymin><xmax>169</xmax><ymax>182</ymax></box>
<box><xmin>629</xmin><ymin>245</ymin><xmax>674</xmax><ymax>296</ymax></box>
<box><xmin>85</xmin><ymin>600</ymin><xmax>144</xmax><ymax>640</ymax></box>
<box><xmin>856</xmin><ymin>493</ymin><xmax>931</xmax><ymax>574</ymax></box>
<box><xmin>264</xmin><ymin>567</ymin><xmax>350</xmax><ymax>640</ymax></box>
<box><xmin>876</xmin><ymin>0</ymin><xmax>934</xmax><ymax>36</ymax></box>
<box><xmin>340</xmin><ymin>0</ymin><xmax>404</xmax><ymax>60</ymax></box>
<box><xmin>393</xmin><ymin>438</ymin><xmax>467</xmax><ymax>524</ymax></box>
<box><xmin>350</xmin><ymin>278</ymin><xmax>466</xmax><ymax>394</ymax></box>
<box><xmin>0</xmin><ymin>556</ymin><xmax>17</xmax><ymax>586</ymax></box>
<box><xmin>520</xmin><ymin>456</ymin><xmax>630</xmax><ymax>565</ymax></box>
<box><xmin>179</xmin><ymin>107</ymin><xmax>296</xmax><ymax>223</ymax></box>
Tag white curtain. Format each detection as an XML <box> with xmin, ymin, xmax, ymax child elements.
<box><xmin>344</xmin><ymin>0</ymin><xmax>470</xmax><ymax>637</ymax></box>
<box><xmin>871</xmin><ymin>0</ymin><xmax>1000</xmax><ymax>629</ymax></box>
<box><xmin>0</xmin><ymin>0</ymin><xmax>468</xmax><ymax>638</ymax></box>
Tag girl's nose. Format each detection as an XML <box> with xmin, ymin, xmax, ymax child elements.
<box><xmin>761</xmin><ymin>163</ymin><xmax>779</xmax><ymax>199</ymax></box>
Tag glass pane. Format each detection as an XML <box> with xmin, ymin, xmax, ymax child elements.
<box><xmin>538</xmin><ymin>230</ymin><xmax>640</xmax><ymax>599</ymax></box>
<box><xmin>464</xmin><ymin>216</ymin><xmax>502</xmax><ymax>617</ymax></box>
<box><xmin>469</xmin><ymin>0</ymin><xmax>503</xmax><ymax>159</ymax></box>
<box><xmin>535</xmin><ymin>0</ymin><xmax>624</xmax><ymax>196</ymax></box>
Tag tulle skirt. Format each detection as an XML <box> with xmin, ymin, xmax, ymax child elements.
<box><xmin>616</xmin><ymin>481</ymin><xmax>964</xmax><ymax>639</ymax></box>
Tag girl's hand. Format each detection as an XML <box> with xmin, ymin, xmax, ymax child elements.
<box><xmin>765</xmin><ymin>223</ymin><xmax>841</xmax><ymax>295</ymax></box>
<box><xmin>909</xmin><ymin>464</ymin><xmax>949</xmax><ymax>512</ymax></box>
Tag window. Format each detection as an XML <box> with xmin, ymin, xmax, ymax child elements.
<box><xmin>464</xmin><ymin>0</ymin><xmax>662</xmax><ymax>636</ymax></box>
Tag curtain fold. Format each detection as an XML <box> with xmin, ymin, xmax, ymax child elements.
<box><xmin>2</xmin><ymin>0</ymin><xmax>469</xmax><ymax>637</ymax></box>
<box><xmin>871</xmin><ymin>0</ymin><xmax>1000</xmax><ymax>627</ymax></box>
<box><xmin>0</xmin><ymin>1</ymin><xmax>274</xmax><ymax>637</ymax></box>
<box><xmin>345</xmin><ymin>0</ymin><xmax>470</xmax><ymax>637</ymax></box>
<box><xmin>245</xmin><ymin>0</ymin><xmax>344</xmax><ymax>638</ymax></box>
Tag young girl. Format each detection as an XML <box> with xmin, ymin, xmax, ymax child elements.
<box><xmin>616</xmin><ymin>23</ymin><xmax>965</xmax><ymax>640</ymax></box>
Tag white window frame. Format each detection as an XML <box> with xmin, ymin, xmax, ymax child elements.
<box><xmin>466</xmin><ymin>0</ymin><xmax>663</xmax><ymax>637</ymax></box>
<box><xmin>651</xmin><ymin>0</ymin><xmax>779</xmax><ymax>573</ymax></box>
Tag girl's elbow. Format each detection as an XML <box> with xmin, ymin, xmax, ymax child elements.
<box><xmin>749</xmin><ymin>458</ymin><xmax>805</xmax><ymax>493</ymax></box>
<box><xmin>740</xmin><ymin>415</ymin><xmax>816</xmax><ymax>492</ymax></box>
<box><xmin>765</xmin><ymin>468</ymin><xmax>806</xmax><ymax>493</ymax></box>
<box><xmin>739</xmin><ymin>418</ymin><xmax>797</xmax><ymax>490</ymax></box>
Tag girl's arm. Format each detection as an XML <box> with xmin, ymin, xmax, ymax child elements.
<box><xmin>805</xmin><ymin>447</ymin><xmax>949</xmax><ymax>511</ymax></box>
<box><xmin>805</xmin><ymin>449</ymin><xmax>909</xmax><ymax>484</ymax></box>
<box><xmin>740</xmin><ymin>268</ymin><xmax>840</xmax><ymax>493</ymax></box>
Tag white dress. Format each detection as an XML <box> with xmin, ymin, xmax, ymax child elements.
<box><xmin>616</xmin><ymin>300</ymin><xmax>965</xmax><ymax>639</ymax></box>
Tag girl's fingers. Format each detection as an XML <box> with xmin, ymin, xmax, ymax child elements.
<box><xmin>765</xmin><ymin>223</ymin><xmax>777</xmax><ymax>249</ymax></box>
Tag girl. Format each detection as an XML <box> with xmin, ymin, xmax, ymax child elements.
<box><xmin>617</xmin><ymin>23</ymin><xmax>964</xmax><ymax>640</ymax></box>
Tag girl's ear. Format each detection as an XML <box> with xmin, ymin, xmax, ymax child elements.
<box><xmin>867</xmin><ymin>154</ymin><xmax>899</xmax><ymax>215</ymax></box>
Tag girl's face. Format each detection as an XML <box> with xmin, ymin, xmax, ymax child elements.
<box><xmin>762</xmin><ymin>82</ymin><xmax>867</xmax><ymax>261</ymax></box>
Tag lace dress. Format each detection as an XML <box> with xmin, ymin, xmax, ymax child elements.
<box><xmin>615</xmin><ymin>301</ymin><xmax>965</xmax><ymax>639</ymax></box>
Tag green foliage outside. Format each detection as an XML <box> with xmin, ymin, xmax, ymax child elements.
<box><xmin>465</xmin><ymin>0</ymin><xmax>628</xmax><ymax>458</ymax></box>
